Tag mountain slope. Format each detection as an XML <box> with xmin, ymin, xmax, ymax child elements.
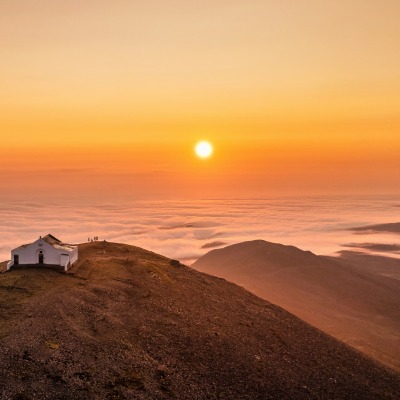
<box><xmin>1</xmin><ymin>241</ymin><xmax>399</xmax><ymax>399</ymax></box>
<box><xmin>192</xmin><ymin>240</ymin><xmax>400</xmax><ymax>372</ymax></box>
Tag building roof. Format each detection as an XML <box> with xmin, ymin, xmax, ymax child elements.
<box><xmin>14</xmin><ymin>243</ymin><xmax>30</xmax><ymax>250</ymax></box>
<box><xmin>42</xmin><ymin>234</ymin><xmax>62</xmax><ymax>246</ymax></box>
<box><xmin>13</xmin><ymin>234</ymin><xmax>76</xmax><ymax>252</ymax></box>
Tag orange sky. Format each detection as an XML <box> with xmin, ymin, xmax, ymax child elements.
<box><xmin>1</xmin><ymin>1</ymin><xmax>400</xmax><ymax>199</ymax></box>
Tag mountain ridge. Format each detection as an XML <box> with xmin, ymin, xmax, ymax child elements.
<box><xmin>192</xmin><ymin>239</ymin><xmax>400</xmax><ymax>372</ymax></box>
<box><xmin>1</xmin><ymin>241</ymin><xmax>400</xmax><ymax>399</ymax></box>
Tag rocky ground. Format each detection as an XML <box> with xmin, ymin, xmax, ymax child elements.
<box><xmin>0</xmin><ymin>241</ymin><xmax>399</xmax><ymax>399</ymax></box>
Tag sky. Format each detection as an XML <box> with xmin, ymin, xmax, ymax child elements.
<box><xmin>1</xmin><ymin>1</ymin><xmax>400</xmax><ymax>200</ymax></box>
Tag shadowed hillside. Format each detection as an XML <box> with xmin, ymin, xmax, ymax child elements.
<box><xmin>1</xmin><ymin>241</ymin><xmax>400</xmax><ymax>399</ymax></box>
<box><xmin>192</xmin><ymin>240</ymin><xmax>400</xmax><ymax>372</ymax></box>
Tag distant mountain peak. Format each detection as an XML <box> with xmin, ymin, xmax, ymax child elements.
<box><xmin>193</xmin><ymin>239</ymin><xmax>400</xmax><ymax>373</ymax></box>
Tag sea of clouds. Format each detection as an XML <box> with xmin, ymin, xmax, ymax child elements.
<box><xmin>1</xmin><ymin>196</ymin><xmax>399</xmax><ymax>264</ymax></box>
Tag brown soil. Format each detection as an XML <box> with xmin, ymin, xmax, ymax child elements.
<box><xmin>1</xmin><ymin>241</ymin><xmax>399</xmax><ymax>399</ymax></box>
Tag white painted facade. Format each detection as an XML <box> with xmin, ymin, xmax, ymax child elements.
<box><xmin>7</xmin><ymin>234</ymin><xmax>78</xmax><ymax>272</ymax></box>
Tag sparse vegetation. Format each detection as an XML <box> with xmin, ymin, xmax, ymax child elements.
<box><xmin>0</xmin><ymin>241</ymin><xmax>399</xmax><ymax>399</ymax></box>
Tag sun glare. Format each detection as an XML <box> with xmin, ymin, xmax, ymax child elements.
<box><xmin>195</xmin><ymin>141</ymin><xmax>213</xmax><ymax>159</ymax></box>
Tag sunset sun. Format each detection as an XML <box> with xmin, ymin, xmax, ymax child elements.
<box><xmin>195</xmin><ymin>141</ymin><xmax>213</xmax><ymax>159</ymax></box>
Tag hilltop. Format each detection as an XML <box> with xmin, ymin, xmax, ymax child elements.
<box><xmin>1</xmin><ymin>241</ymin><xmax>400</xmax><ymax>399</ymax></box>
<box><xmin>192</xmin><ymin>240</ymin><xmax>400</xmax><ymax>372</ymax></box>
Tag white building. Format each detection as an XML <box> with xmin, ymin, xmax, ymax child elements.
<box><xmin>7</xmin><ymin>234</ymin><xmax>78</xmax><ymax>272</ymax></box>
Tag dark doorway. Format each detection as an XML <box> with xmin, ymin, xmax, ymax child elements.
<box><xmin>38</xmin><ymin>252</ymin><xmax>44</xmax><ymax>264</ymax></box>
<box><xmin>13</xmin><ymin>254</ymin><xmax>19</xmax><ymax>265</ymax></box>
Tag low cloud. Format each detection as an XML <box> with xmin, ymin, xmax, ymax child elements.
<box><xmin>2</xmin><ymin>197</ymin><xmax>400</xmax><ymax>264</ymax></box>
<box><xmin>350</xmin><ymin>222</ymin><xmax>400</xmax><ymax>234</ymax></box>
<box><xmin>201</xmin><ymin>241</ymin><xmax>227</xmax><ymax>249</ymax></box>
<box><xmin>342</xmin><ymin>243</ymin><xmax>400</xmax><ymax>253</ymax></box>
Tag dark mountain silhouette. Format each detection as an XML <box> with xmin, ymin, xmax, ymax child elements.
<box><xmin>350</xmin><ymin>222</ymin><xmax>400</xmax><ymax>234</ymax></box>
<box><xmin>1</xmin><ymin>241</ymin><xmax>399</xmax><ymax>399</ymax></box>
<box><xmin>342</xmin><ymin>243</ymin><xmax>400</xmax><ymax>253</ymax></box>
<box><xmin>192</xmin><ymin>240</ymin><xmax>400</xmax><ymax>372</ymax></box>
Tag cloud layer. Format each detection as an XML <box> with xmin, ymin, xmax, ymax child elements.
<box><xmin>350</xmin><ymin>222</ymin><xmax>400</xmax><ymax>234</ymax></box>
<box><xmin>342</xmin><ymin>243</ymin><xmax>400</xmax><ymax>254</ymax></box>
<box><xmin>1</xmin><ymin>196</ymin><xmax>399</xmax><ymax>264</ymax></box>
